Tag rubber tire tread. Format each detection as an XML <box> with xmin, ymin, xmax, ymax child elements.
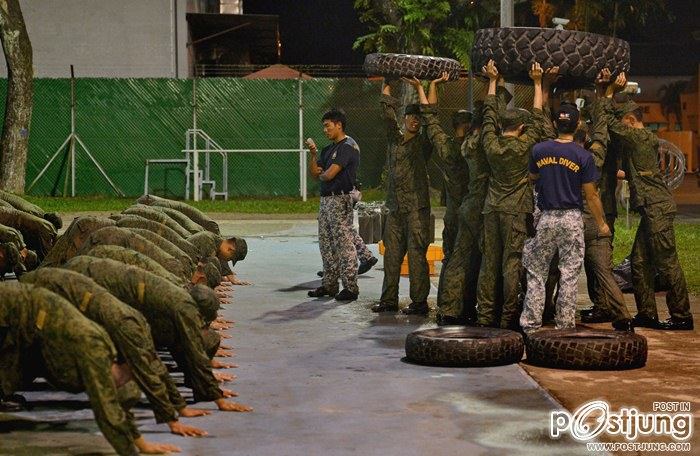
<box><xmin>405</xmin><ymin>326</ymin><xmax>524</xmax><ymax>367</ymax></box>
<box><xmin>471</xmin><ymin>27</ymin><xmax>630</xmax><ymax>88</ymax></box>
<box><xmin>364</xmin><ymin>53</ymin><xmax>461</xmax><ymax>81</ymax></box>
<box><xmin>525</xmin><ymin>329</ymin><xmax>647</xmax><ymax>370</ymax></box>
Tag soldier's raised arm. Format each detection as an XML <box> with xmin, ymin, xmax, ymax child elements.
<box><xmin>588</xmin><ymin>96</ymin><xmax>611</xmax><ymax>168</ymax></box>
<box><xmin>521</xmin><ymin>62</ymin><xmax>546</xmax><ymax>148</ymax></box>
<box><xmin>380</xmin><ymin>81</ymin><xmax>403</xmax><ymax>144</ymax></box>
<box><xmin>481</xmin><ymin>60</ymin><xmax>500</xmax><ymax>153</ymax></box>
<box><xmin>602</xmin><ymin>72</ymin><xmax>639</xmax><ymax>147</ymax></box>
<box><xmin>422</xmin><ymin>72</ymin><xmax>453</xmax><ymax>162</ymax></box>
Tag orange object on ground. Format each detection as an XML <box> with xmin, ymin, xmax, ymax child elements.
<box><xmin>378</xmin><ymin>241</ymin><xmax>443</xmax><ymax>276</ymax></box>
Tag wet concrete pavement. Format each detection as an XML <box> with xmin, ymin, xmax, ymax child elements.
<box><xmin>0</xmin><ymin>223</ymin><xmax>597</xmax><ymax>455</ymax></box>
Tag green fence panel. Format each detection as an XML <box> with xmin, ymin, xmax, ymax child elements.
<box><xmin>0</xmin><ymin>77</ymin><xmax>537</xmax><ymax>198</ymax></box>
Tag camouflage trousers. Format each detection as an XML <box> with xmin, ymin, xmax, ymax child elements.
<box><xmin>631</xmin><ymin>201</ymin><xmax>690</xmax><ymax>320</ymax></box>
<box><xmin>437</xmin><ymin>207</ymin><xmax>481</xmax><ymax>320</ymax></box>
<box><xmin>352</xmin><ymin>228</ymin><xmax>374</xmax><ymax>263</ymax></box>
<box><xmin>319</xmin><ymin>195</ymin><xmax>358</xmax><ymax>294</ymax></box>
<box><xmin>380</xmin><ymin>208</ymin><xmax>431</xmax><ymax>306</ymax></box>
<box><xmin>583</xmin><ymin>214</ymin><xmax>630</xmax><ymax>320</ymax></box>
<box><xmin>520</xmin><ymin>209</ymin><xmax>584</xmax><ymax>332</ymax></box>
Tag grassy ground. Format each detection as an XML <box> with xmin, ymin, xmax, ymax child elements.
<box><xmin>613</xmin><ymin>217</ymin><xmax>700</xmax><ymax>295</ymax></box>
<box><xmin>22</xmin><ymin>188</ymin><xmax>441</xmax><ymax>214</ymax></box>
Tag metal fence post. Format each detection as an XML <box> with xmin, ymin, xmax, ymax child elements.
<box><xmin>192</xmin><ymin>77</ymin><xmax>200</xmax><ymax>201</ymax></box>
<box><xmin>298</xmin><ymin>76</ymin><xmax>307</xmax><ymax>201</ymax></box>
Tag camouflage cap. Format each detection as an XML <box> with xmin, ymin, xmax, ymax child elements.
<box><xmin>452</xmin><ymin>109</ymin><xmax>473</xmax><ymax>127</ymax></box>
<box><xmin>43</xmin><ymin>212</ymin><xmax>63</xmax><ymax>230</ymax></box>
<box><xmin>0</xmin><ymin>242</ymin><xmax>20</xmax><ymax>274</ymax></box>
<box><xmin>500</xmin><ymin>108</ymin><xmax>530</xmax><ymax>129</ymax></box>
<box><xmin>23</xmin><ymin>250</ymin><xmax>38</xmax><ymax>271</ymax></box>
<box><xmin>616</xmin><ymin>100</ymin><xmax>640</xmax><ymax>117</ymax></box>
<box><xmin>228</xmin><ymin>237</ymin><xmax>248</xmax><ymax>264</ymax></box>
<box><xmin>189</xmin><ymin>283</ymin><xmax>220</xmax><ymax>324</ymax></box>
<box><xmin>200</xmin><ymin>257</ymin><xmax>222</xmax><ymax>289</ymax></box>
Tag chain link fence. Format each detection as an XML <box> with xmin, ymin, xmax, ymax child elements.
<box><xmin>4</xmin><ymin>77</ymin><xmax>536</xmax><ymax>198</ymax></box>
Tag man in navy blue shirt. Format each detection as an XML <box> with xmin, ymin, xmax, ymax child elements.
<box><xmin>306</xmin><ymin>108</ymin><xmax>361</xmax><ymax>301</ymax></box>
<box><xmin>520</xmin><ymin>103</ymin><xmax>611</xmax><ymax>333</ymax></box>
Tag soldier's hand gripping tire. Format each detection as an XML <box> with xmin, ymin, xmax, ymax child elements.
<box><xmin>364</xmin><ymin>53</ymin><xmax>461</xmax><ymax>81</ymax></box>
<box><xmin>471</xmin><ymin>27</ymin><xmax>630</xmax><ymax>88</ymax></box>
<box><xmin>525</xmin><ymin>329</ymin><xmax>647</xmax><ymax>370</ymax></box>
<box><xmin>405</xmin><ymin>326</ymin><xmax>524</xmax><ymax>367</ymax></box>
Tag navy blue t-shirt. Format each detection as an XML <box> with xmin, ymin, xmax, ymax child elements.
<box><xmin>317</xmin><ymin>137</ymin><xmax>360</xmax><ymax>196</ymax></box>
<box><xmin>529</xmin><ymin>140</ymin><xmax>599</xmax><ymax>210</ymax></box>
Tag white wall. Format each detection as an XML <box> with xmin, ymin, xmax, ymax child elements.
<box><xmin>0</xmin><ymin>0</ymin><xmax>189</xmax><ymax>78</ymax></box>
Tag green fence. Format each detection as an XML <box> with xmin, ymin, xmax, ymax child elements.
<box><xmin>0</xmin><ymin>77</ymin><xmax>535</xmax><ymax>198</ymax></box>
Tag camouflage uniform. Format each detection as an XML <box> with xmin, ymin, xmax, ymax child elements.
<box><xmin>125</xmin><ymin>227</ymin><xmax>196</xmax><ymax>278</ymax></box>
<box><xmin>84</xmin><ymin>244</ymin><xmax>187</xmax><ymax>286</ymax></box>
<box><xmin>378</xmin><ymin>95</ymin><xmax>433</xmax><ymax>307</ymax></box>
<box><xmin>0</xmin><ymin>206</ymin><xmax>57</xmax><ymax>260</ymax></box>
<box><xmin>20</xmin><ymin>269</ymin><xmax>188</xmax><ymax>425</ymax></box>
<box><xmin>76</xmin><ymin>226</ymin><xmax>189</xmax><ymax>280</ymax></box>
<box><xmin>603</xmin><ymin>99</ymin><xmax>690</xmax><ymax>320</ymax></box>
<box><xmin>41</xmin><ymin>216</ymin><xmax>116</xmax><ymax>267</ymax></box>
<box><xmin>432</xmin><ymin>136</ymin><xmax>468</xmax><ymax>261</ymax></box>
<box><xmin>318</xmin><ymin>194</ymin><xmax>358</xmax><ymax>294</ymax></box>
<box><xmin>187</xmin><ymin>231</ymin><xmax>248</xmax><ymax>278</ymax></box>
<box><xmin>0</xmin><ymin>223</ymin><xmax>26</xmax><ymax>251</ymax></box>
<box><xmin>582</xmin><ymin>101</ymin><xmax>630</xmax><ymax>320</ymax></box>
<box><xmin>436</xmin><ymin>128</ymin><xmax>486</xmax><ymax>320</ymax></box>
<box><xmin>62</xmin><ymin>256</ymin><xmax>223</xmax><ymax>403</ymax></box>
<box><xmin>137</xmin><ymin>194</ymin><xmax>220</xmax><ymax>234</ymax></box>
<box><xmin>353</xmin><ymin>230</ymin><xmax>374</xmax><ymax>262</ymax></box>
<box><xmin>114</xmin><ymin>214</ymin><xmax>200</xmax><ymax>260</ymax></box>
<box><xmin>520</xmin><ymin>210</ymin><xmax>585</xmax><ymax>332</ymax></box>
<box><xmin>477</xmin><ymin>95</ymin><xmax>544</xmax><ymax>328</ymax></box>
<box><xmin>0</xmin><ymin>283</ymin><xmax>141</xmax><ymax>456</ymax></box>
<box><xmin>148</xmin><ymin>206</ymin><xmax>205</xmax><ymax>234</ymax></box>
<box><xmin>122</xmin><ymin>205</ymin><xmax>191</xmax><ymax>239</ymax></box>
<box><xmin>0</xmin><ymin>189</ymin><xmax>62</xmax><ymax>230</ymax></box>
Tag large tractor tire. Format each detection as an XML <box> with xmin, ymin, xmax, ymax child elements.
<box><xmin>525</xmin><ymin>329</ymin><xmax>647</xmax><ymax>370</ymax></box>
<box><xmin>471</xmin><ymin>27</ymin><xmax>630</xmax><ymax>88</ymax></box>
<box><xmin>405</xmin><ymin>326</ymin><xmax>524</xmax><ymax>367</ymax></box>
<box><xmin>363</xmin><ymin>53</ymin><xmax>461</xmax><ymax>81</ymax></box>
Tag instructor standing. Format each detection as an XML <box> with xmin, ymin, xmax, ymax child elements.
<box><xmin>307</xmin><ymin>108</ymin><xmax>360</xmax><ymax>302</ymax></box>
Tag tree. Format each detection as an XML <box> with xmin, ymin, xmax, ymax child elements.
<box><xmin>353</xmin><ymin>0</ymin><xmax>499</xmax><ymax>70</ymax></box>
<box><xmin>545</xmin><ymin>0</ymin><xmax>671</xmax><ymax>36</ymax></box>
<box><xmin>0</xmin><ymin>0</ymin><xmax>33</xmax><ymax>194</ymax></box>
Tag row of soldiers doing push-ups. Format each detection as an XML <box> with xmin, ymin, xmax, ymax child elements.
<box><xmin>368</xmin><ymin>60</ymin><xmax>691</xmax><ymax>333</ymax></box>
<box><xmin>0</xmin><ymin>193</ymin><xmax>252</xmax><ymax>455</ymax></box>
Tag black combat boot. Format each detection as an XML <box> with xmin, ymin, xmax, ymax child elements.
<box><xmin>371</xmin><ymin>302</ymin><xmax>398</xmax><ymax>313</ymax></box>
<box><xmin>308</xmin><ymin>287</ymin><xmax>337</xmax><ymax>298</ymax></box>
<box><xmin>401</xmin><ymin>301</ymin><xmax>429</xmax><ymax>316</ymax></box>
<box><xmin>658</xmin><ymin>317</ymin><xmax>694</xmax><ymax>331</ymax></box>
<box><xmin>335</xmin><ymin>289</ymin><xmax>358</xmax><ymax>302</ymax></box>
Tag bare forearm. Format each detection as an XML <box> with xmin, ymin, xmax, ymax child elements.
<box><xmin>585</xmin><ymin>190</ymin><xmax>607</xmax><ymax>229</ymax></box>
<box><xmin>533</xmin><ymin>80</ymin><xmax>543</xmax><ymax>111</ymax></box>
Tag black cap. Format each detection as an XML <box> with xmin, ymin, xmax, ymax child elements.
<box><xmin>452</xmin><ymin>110</ymin><xmax>472</xmax><ymax>127</ymax></box>
<box><xmin>404</xmin><ymin>104</ymin><xmax>420</xmax><ymax>116</ymax></box>
<box><xmin>555</xmin><ymin>103</ymin><xmax>580</xmax><ymax>130</ymax></box>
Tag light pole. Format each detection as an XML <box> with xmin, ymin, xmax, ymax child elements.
<box><xmin>501</xmin><ymin>0</ymin><xmax>515</xmax><ymax>107</ymax></box>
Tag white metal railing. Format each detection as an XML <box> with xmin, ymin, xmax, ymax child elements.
<box><xmin>182</xmin><ymin>128</ymin><xmax>308</xmax><ymax>202</ymax></box>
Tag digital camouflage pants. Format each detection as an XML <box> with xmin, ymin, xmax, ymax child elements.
<box><xmin>520</xmin><ymin>209</ymin><xmax>584</xmax><ymax>332</ymax></box>
<box><xmin>319</xmin><ymin>195</ymin><xmax>358</xmax><ymax>294</ymax></box>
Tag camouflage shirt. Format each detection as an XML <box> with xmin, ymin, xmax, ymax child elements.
<box><xmin>380</xmin><ymin>94</ymin><xmax>433</xmax><ymax>213</ymax></box>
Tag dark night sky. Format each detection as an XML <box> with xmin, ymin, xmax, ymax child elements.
<box><xmin>244</xmin><ymin>0</ymin><xmax>699</xmax><ymax>76</ymax></box>
<box><xmin>244</xmin><ymin>0</ymin><xmax>368</xmax><ymax>65</ymax></box>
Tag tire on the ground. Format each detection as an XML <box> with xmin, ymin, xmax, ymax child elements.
<box><xmin>471</xmin><ymin>27</ymin><xmax>630</xmax><ymax>88</ymax></box>
<box><xmin>525</xmin><ymin>329</ymin><xmax>647</xmax><ymax>370</ymax></box>
<box><xmin>405</xmin><ymin>326</ymin><xmax>524</xmax><ymax>367</ymax></box>
<box><xmin>363</xmin><ymin>53</ymin><xmax>461</xmax><ymax>81</ymax></box>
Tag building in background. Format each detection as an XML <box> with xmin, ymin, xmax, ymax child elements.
<box><xmin>0</xmin><ymin>0</ymin><xmax>278</xmax><ymax>79</ymax></box>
